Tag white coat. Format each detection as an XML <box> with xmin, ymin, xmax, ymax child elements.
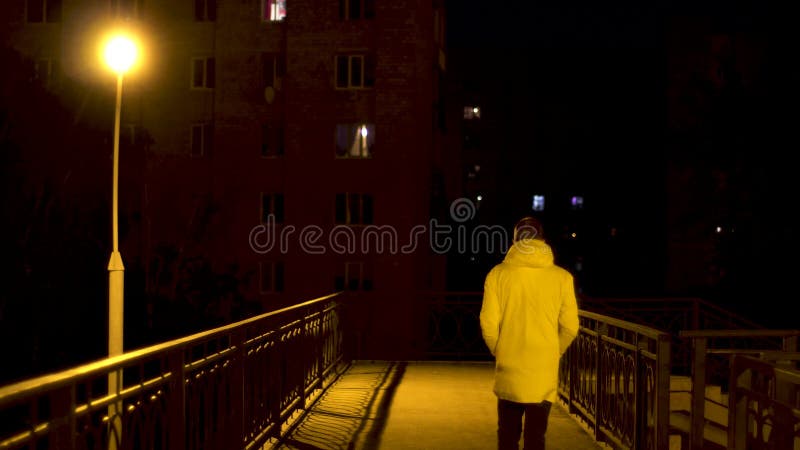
<box><xmin>479</xmin><ymin>238</ymin><xmax>580</xmax><ymax>403</ymax></box>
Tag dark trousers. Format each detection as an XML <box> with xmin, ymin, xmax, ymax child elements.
<box><xmin>497</xmin><ymin>399</ymin><xmax>552</xmax><ymax>450</ymax></box>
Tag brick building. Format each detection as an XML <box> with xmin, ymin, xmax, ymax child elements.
<box><xmin>1</xmin><ymin>0</ymin><xmax>451</xmax><ymax>359</ymax></box>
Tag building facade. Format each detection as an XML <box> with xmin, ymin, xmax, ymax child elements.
<box><xmin>2</xmin><ymin>0</ymin><xmax>450</xmax><ymax>359</ymax></box>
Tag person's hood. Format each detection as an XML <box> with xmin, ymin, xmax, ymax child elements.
<box><xmin>502</xmin><ymin>238</ymin><xmax>555</xmax><ymax>269</ymax></box>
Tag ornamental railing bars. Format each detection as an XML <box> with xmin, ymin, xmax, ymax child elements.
<box><xmin>558</xmin><ymin>310</ymin><xmax>672</xmax><ymax>450</ymax></box>
<box><xmin>0</xmin><ymin>292</ymin><xmax>346</xmax><ymax>450</ymax></box>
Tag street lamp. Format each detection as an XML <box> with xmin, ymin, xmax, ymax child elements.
<box><xmin>103</xmin><ymin>33</ymin><xmax>137</xmax><ymax>450</ymax></box>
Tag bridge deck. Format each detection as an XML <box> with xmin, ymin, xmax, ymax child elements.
<box><xmin>274</xmin><ymin>361</ymin><xmax>603</xmax><ymax>450</ymax></box>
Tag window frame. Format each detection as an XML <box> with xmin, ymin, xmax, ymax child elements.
<box><xmin>260</xmin><ymin>192</ymin><xmax>285</xmax><ymax>224</ymax></box>
<box><xmin>191</xmin><ymin>57</ymin><xmax>216</xmax><ymax>89</ymax></box>
<box><xmin>190</xmin><ymin>122</ymin><xmax>213</xmax><ymax>157</ymax></box>
<box><xmin>335</xmin><ymin>54</ymin><xmax>375</xmax><ymax>90</ymax></box>
<box><xmin>335</xmin><ymin>123</ymin><xmax>374</xmax><ymax>159</ymax></box>
<box><xmin>339</xmin><ymin>0</ymin><xmax>375</xmax><ymax>20</ymax></box>
<box><xmin>335</xmin><ymin>193</ymin><xmax>373</xmax><ymax>225</ymax></box>
<box><xmin>194</xmin><ymin>0</ymin><xmax>217</xmax><ymax>21</ymax></box>
<box><xmin>261</xmin><ymin>123</ymin><xmax>285</xmax><ymax>158</ymax></box>
<box><xmin>334</xmin><ymin>261</ymin><xmax>373</xmax><ymax>291</ymax></box>
<box><xmin>26</xmin><ymin>0</ymin><xmax>61</xmax><ymax>23</ymax></box>
<box><xmin>261</xmin><ymin>0</ymin><xmax>286</xmax><ymax>22</ymax></box>
<box><xmin>261</xmin><ymin>52</ymin><xmax>286</xmax><ymax>90</ymax></box>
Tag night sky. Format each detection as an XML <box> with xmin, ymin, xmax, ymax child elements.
<box><xmin>445</xmin><ymin>0</ymin><xmax>799</xmax><ymax>327</ymax></box>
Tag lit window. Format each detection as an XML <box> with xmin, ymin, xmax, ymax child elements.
<box><xmin>261</xmin><ymin>0</ymin><xmax>286</xmax><ymax>21</ymax></box>
<box><xmin>191</xmin><ymin>57</ymin><xmax>215</xmax><ymax>89</ymax></box>
<box><xmin>260</xmin><ymin>193</ymin><xmax>285</xmax><ymax>223</ymax></box>
<box><xmin>259</xmin><ymin>261</ymin><xmax>284</xmax><ymax>293</ymax></box>
<box><xmin>335</xmin><ymin>54</ymin><xmax>375</xmax><ymax>89</ymax></box>
<box><xmin>194</xmin><ymin>0</ymin><xmax>216</xmax><ymax>21</ymax></box>
<box><xmin>532</xmin><ymin>195</ymin><xmax>545</xmax><ymax>211</ymax></box>
<box><xmin>26</xmin><ymin>0</ymin><xmax>61</xmax><ymax>23</ymax></box>
<box><xmin>335</xmin><ymin>123</ymin><xmax>374</xmax><ymax>158</ymax></box>
<box><xmin>335</xmin><ymin>193</ymin><xmax>373</xmax><ymax>225</ymax></box>
<box><xmin>335</xmin><ymin>262</ymin><xmax>373</xmax><ymax>291</ymax></box>
<box><xmin>570</xmin><ymin>196</ymin><xmax>584</xmax><ymax>210</ymax></box>
<box><xmin>463</xmin><ymin>106</ymin><xmax>480</xmax><ymax>119</ymax></box>
<box><xmin>190</xmin><ymin>122</ymin><xmax>213</xmax><ymax>156</ymax></box>
<box><xmin>261</xmin><ymin>123</ymin><xmax>285</xmax><ymax>157</ymax></box>
<box><xmin>339</xmin><ymin>0</ymin><xmax>375</xmax><ymax>20</ymax></box>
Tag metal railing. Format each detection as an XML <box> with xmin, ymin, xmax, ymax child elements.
<box><xmin>559</xmin><ymin>310</ymin><xmax>672</xmax><ymax>450</ymax></box>
<box><xmin>425</xmin><ymin>291</ymin><xmax>491</xmax><ymax>360</ymax></box>
<box><xmin>579</xmin><ymin>296</ymin><xmax>765</xmax><ymax>375</ymax></box>
<box><xmin>728</xmin><ymin>354</ymin><xmax>800</xmax><ymax>450</ymax></box>
<box><xmin>678</xmin><ymin>329</ymin><xmax>800</xmax><ymax>450</ymax></box>
<box><xmin>0</xmin><ymin>293</ymin><xmax>346</xmax><ymax>450</ymax></box>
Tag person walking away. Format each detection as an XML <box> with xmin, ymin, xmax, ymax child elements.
<box><xmin>480</xmin><ymin>216</ymin><xmax>580</xmax><ymax>450</ymax></box>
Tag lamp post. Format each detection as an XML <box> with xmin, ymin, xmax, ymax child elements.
<box><xmin>103</xmin><ymin>34</ymin><xmax>137</xmax><ymax>450</ymax></box>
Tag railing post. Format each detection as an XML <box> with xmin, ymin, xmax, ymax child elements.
<box><xmin>167</xmin><ymin>349</ymin><xmax>186</xmax><ymax>450</ymax></box>
<box><xmin>231</xmin><ymin>329</ymin><xmax>246</xmax><ymax>449</ymax></box>
<box><xmin>634</xmin><ymin>337</ymin><xmax>645</xmax><ymax>450</ymax></box>
<box><xmin>690</xmin><ymin>337</ymin><xmax>707</xmax><ymax>449</ymax></box>
<box><xmin>594</xmin><ymin>321</ymin><xmax>606</xmax><ymax>442</ymax></box>
<box><xmin>655</xmin><ymin>334</ymin><xmax>671</xmax><ymax>450</ymax></box>
<box><xmin>727</xmin><ymin>355</ymin><xmax>746</xmax><ymax>450</ymax></box>
<box><xmin>49</xmin><ymin>385</ymin><xmax>76</xmax><ymax>450</ymax></box>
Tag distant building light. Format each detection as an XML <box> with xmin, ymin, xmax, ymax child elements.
<box><xmin>570</xmin><ymin>195</ymin><xmax>584</xmax><ymax>210</ymax></box>
<box><xmin>463</xmin><ymin>106</ymin><xmax>481</xmax><ymax>120</ymax></box>
<box><xmin>477</xmin><ymin>195</ymin><xmax>483</xmax><ymax>201</ymax></box>
<box><xmin>532</xmin><ymin>195</ymin><xmax>545</xmax><ymax>211</ymax></box>
<box><xmin>571</xmin><ymin>232</ymin><xmax>577</xmax><ymax>239</ymax></box>
<box><xmin>715</xmin><ymin>226</ymin><xmax>722</xmax><ymax>233</ymax></box>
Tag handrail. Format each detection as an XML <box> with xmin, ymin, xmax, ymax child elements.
<box><xmin>679</xmin><ymin>329</ymin><xmax>800</xmax><ymax>339</ymax></box>
<box><xmin>0</xmin><ymin>292</ymin><xmax>341</xmax><ymax>406</ymax></box>
<box><xmin>559</xmin><ymin>309</ymin><xmax>671</xmax><ymax>450</ymax></box>
<box><xmin>0</xmin><ymin>292</ymin><xmax>346</xmax><ymax>450</ymax></box>
<box><xmin>727</xmin><ymin>355</ymin><xmax>800</xmax><ymax>450</ymax></box>
<box><xmin>678</xmin><ymin>328</ymin><xmax>800</xmax><ymax>449</ymax></box>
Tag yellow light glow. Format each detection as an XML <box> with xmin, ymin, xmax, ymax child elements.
<box><xmin>360</xmin><ymin>125</ymin><xmax>368</xmax><ymax>138</ymax></box>
<box><xmin>104</xmin><ymin>35</ymin><xmax>138</xmax><ymax>74</ymax></box>
<box><xmin>473</xmin><ymin>107</ymin><xmax>479</xmax><ymax>114</ymax></box>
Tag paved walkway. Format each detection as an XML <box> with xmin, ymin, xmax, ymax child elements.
<box><xmin>276</xmin><ymin>361</ymin><xmax>603</xmax><ymax>450</ymax></box>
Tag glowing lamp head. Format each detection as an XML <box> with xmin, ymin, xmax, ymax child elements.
<box><xmin>360</xmin><ymin>125</ymin><xmax>368</xmax><ymax>138</ymax></box>
<box><xmin>104</xmin><ymin>36</ymin><xmax>137</xmax><ymax>74</ymax></box>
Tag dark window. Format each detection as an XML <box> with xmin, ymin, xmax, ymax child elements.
<box><xmin>261</xmin><ymin>124</ymin><xmax>285</xmax><ymax>157</ymax></box>
<box><xmin>261</xmin><ymin>193</ymin><xmax>285</xmax><ymax>223</ymax></box>
<box><xmin>262</xmin><ymin>52</ymin><xmax>286</xmax><ymax>89</ymax></box>
<box><xmin>195</xmin><ymin>0</ymin><xmax>216</xmax><ymax>21</ymax></box>
<box><xmin>335</xmin><ymin>262</ymin><xmax>372</xmax><ymax>291</ymax></box>
<box><xmin>191</xmin><ymin>123</ymin><xmax>213</xmax><ymax>156</ymax></box>
<box><xmin>27</xmin><ymin>0</ymin><xmax>44</xmax><ymax>22</ymax></box>
<box><xmin>335</xmin><ymin>54</ymin><xmax>374</xmax><ymax>89</ymax></box>
<box><xmin>191</xmin><ymin>57</ymin><xmax>215</xmax><ymax>89</ymax></box>
<box><xmin>340</xmin><ymin>0</ymin><xmax>374</xmax><ymax>20</ymax></box>
<box><xmin>335</xmin><ymin>193</ymin><xmax>373</xmax><ymax>225</ymax></box>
